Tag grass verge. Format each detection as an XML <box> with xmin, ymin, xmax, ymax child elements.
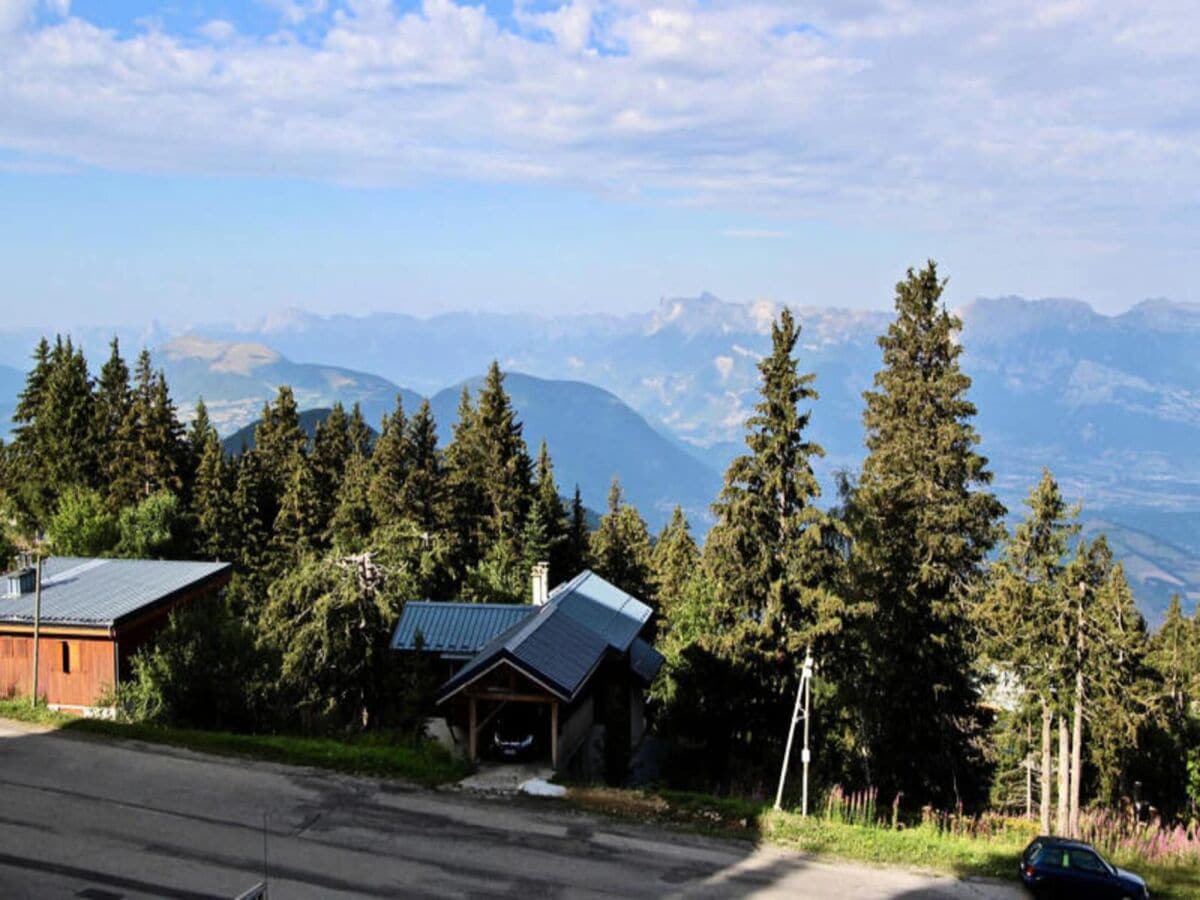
<box><xmin>0</xmin><ymin>699</ymin><xmax>471</xmax><ymax>787</ymax></box>
<box><xmin>567</xmin><ymin>786</ymin><xmax>1200</xmax><ymax>899</ymax></box>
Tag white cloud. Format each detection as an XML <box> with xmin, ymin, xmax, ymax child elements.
<box><xmin>0</xmin><ymin>0</ymin><xmax>1195</xmax><ymax>246</ymax></box>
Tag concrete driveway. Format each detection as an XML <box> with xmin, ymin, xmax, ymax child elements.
<box><xmin>0</xmin><ymin>719</ymin><xmax>1025</xmax><ymax>899</ymax></box>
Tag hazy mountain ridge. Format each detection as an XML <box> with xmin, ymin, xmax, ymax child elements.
<box><xmin>3</xmin><ymin>294</ymin><xmax>1198</xmax><ymax>619</ymax></box>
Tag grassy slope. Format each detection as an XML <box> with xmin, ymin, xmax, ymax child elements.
<box><xmin>567</xmin><ymin>787</ymin><xmax>1200</xmax><ymax>899</ymax></box>
<box><xmin>0</xmin><ymin>700</ymin><xmax>469</xmax><ymax>787</ymax></box>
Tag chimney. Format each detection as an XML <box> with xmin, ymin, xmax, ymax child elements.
<box><xmin>5</xmin><ymin>567</ymin><xmax>35</xmax><ymax>597</ymax></box>
<box><xmin>531</xmin><ymin>561</ymin><xmax>550</xmax><ymax>606</ymax></box>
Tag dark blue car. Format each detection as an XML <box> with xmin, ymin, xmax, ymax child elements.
<box><xmin>1020</xmin><ymin>836</ymin><xmax>1149</xmax><ymax>899</ymax></box>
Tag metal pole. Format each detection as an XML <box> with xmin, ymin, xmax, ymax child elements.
<box><xmin>774</xmin><ymin>648</ymin><xmax>815</xmax><ymax>813</ymax></box>
<box><xmin>30</xmin><ymin>550</ymin><xmax>42</xmax><ymax>707</ymax></box>
<box><xmin>774</xmin><ymin>666</ymin><xmax>804</xmax><ymax>811</ymax></box>
<box><xmin>801</xmin><ymin>649</ymin><xmax>813</xmax><ymax>817</ymax></box>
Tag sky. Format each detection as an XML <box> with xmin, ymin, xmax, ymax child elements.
<box><xmin>0</xmin><ymin>0</ymin><xmax>1197</xmax><ymax>328</ymax></box>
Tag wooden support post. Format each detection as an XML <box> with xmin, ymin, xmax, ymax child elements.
<box><xmin>551</xmin><ymin>701</ymin><xmax>559</xmax><ymax>769</ymax></box>
<box><xmin>469</xmin><ymin>697</ymin><xmax>478</xmax><ymax>763</ymax></box>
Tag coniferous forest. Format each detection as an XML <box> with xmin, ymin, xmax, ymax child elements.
<box><xmin>1</xmin><ymin>263</ymin><xmax>1197</xmax><ymax>826</ymax></box>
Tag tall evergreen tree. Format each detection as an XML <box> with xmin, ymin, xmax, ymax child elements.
<box><xmin>442</xmin><ymin>386</ymin><xmax>486</xmax><ymax>582</ymax></box>
<box><xmin>399</xmin><ymin>399</ymin><xmax>442</xmax><ymax>534</ymax></box>
<box><xmin>312</xmin><ymin>403</ymin><xmax>353</xmax><ymax>534</ymax></box>
<box><xmin>347</xmin><ymin>402</ymin><xmax>373</xmax><ymax>456</ymax></box>
<box><xmin>705</xmin><ymin>307</ymin><xmax>847</xmax><ymax>648</ymax></box>
<box><xmin>845</xmin><ymin>262</ymin><xmax>1005</xmax><ymax>809</ymax></box>
<box><xmin>329</xmin><ymin>450</ymin><xmax>375</xmax><ymax>553</ymax></box>
<box><xmin>473</xmin><ymin>362</ymin><xmax>533</xmax><ymax>547</ymax></box>
<box><xmin>93</xmin><ymin>337</ymin><xmax>132</xmax><ymax>496</ymax></box>
<box><xmin>191</xmin><ymin>413</ymin><xmax>232</xmax><ymax>562</ymax></box>
<box><xmin>273</xmin><ymin>452</ymin><xmax>323</xmax><ymax>568</ymax></box>
<box><xmin>976</xmin><ymin>469</ymin><xmax>1078</xmax><ymax>832</ymax></box>
<box><xmin>531</xmin><ymin>440</ymin><xmax>569</xmax><ymax>583</ymax></box>
<box><xmin>231</xmin><ymin>448</ymin><xmax>271</xmax><ymax>575</ymax></box>
<box><xmin>562</xmin><ymin>485</ymin><xmax>590</xmax><ymax>576</ymax></box>
<box><xmin>651</xmin><ymin>506</ymin><xmax>699</xmax><ymax>637</ymax></box>
<box><xmin>589</xmin><ymin>478</ymin><xmax>653</xmax><ymax>601</ymax></box>
<box><xmin>254</xmin><ymin>386</ymin><xmax>307</xmax><ymax>517</ymax></box>
<box><xmin>368</xmin><ymin>395</ymin><xmax>410</xmax><ymax>528</ymax></box>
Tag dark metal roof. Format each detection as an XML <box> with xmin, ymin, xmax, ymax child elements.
<box><xmin>629</xmin><ymin>637</ymin><xmax>665</xmax><ymax>685</ymax></box>
<box><xmin>0</xmin><ymin>557</ymin><xmax>231</xmax><ymax>629</ymax></box>
<box><xmin>390</xmin><ymin>602</ymin><xmax>533</xmax><ymax>657</ymax></box>
<box><xmin>433</xmin><ymin>569</ymin><xmax>658</xmax><ymax>704</ymax></box>
<box><xmin>551</xmin><ymin>570</ymin><xmax>651</xmax><ymax>652</ymax></box>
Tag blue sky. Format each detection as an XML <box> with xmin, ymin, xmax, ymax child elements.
<box><xmin>1</xmin><ymin>0</ymin><xmax>1196</xmax><ymax>327</ymax></box>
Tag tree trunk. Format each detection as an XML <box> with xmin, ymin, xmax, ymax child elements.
<box><xmin>1056</xmin><ymin>714</ymin><xmax>1070</xmax><ymax>835</ymax></box>
<box><xmin>1040</xmin><ymin>700</ymin><xmax>1052</xmax><ymax>834</ymax></box>
<box><xmin>1070</xmin><ymin>671</ymin><xmax>1083</xmax><ymax>837</ymax></box>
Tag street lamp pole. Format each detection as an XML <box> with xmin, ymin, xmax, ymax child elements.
<box><xmin>30</xmin><ymin>545</ymin><xmax>44</xmax><ymax>707</ymax></box>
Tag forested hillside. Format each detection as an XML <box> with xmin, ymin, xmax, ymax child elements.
<box><xmin>2</xmin><ymin>264</ymin><xmax>1196</xmax><ymax>827</ymax></box>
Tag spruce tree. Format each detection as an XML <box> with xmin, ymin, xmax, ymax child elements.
<box><xmin>531</xmin><ymin>440</ymin><xmax>569</xmax><ymax>583</ymax></box>
<box><xmin>312</xmin><ymin>403</ymin><xmax>353</xmax><ymax>535</ymax></box>
<box><xmin>368</xmin><ymin>395</ymin><xmax>410</xmax><ymax>528</ymax></box>
<box><xmin>273</xmin><ymin>452</ymin><xmax>323</xmax><ymax>568</ymax></box>
<box><xmin>442</xmin><ymin>386</ymin><xmax>486</xmax><ymax>582</ymax></box>
<box><xmin>589</xmin><ymin>478</ymin><xmax>653</xmax><ymax>601</ymax></box>
<box><xmin>347</xmin><ymin>402</ymin><xmax>373</xmax><ymax>456</ymax></box>
<box><xmin>191</xmin><ymin>416</ymin><xmax>232</xmax><ymax>561</ymax></box>
<box><xmin>254</xmin><ymin>386</ymin><xmax>307</xmax><ymax>517</ymax></box>
<box><xmin>978</xmin><ymin>469</ymin><xmax>1079</xmax><ymax>832</ymax></box>
<box><xmin>329</xmin><ymin>450</ymin><xmax>375</xmax><ymax>553</ymax></box>
<box><xmin>231</xmin><ymin>448</ymin><xmax>271</xmax><ymax>574</ymax></box>
<box><xmin>705</xmin><ymin>307</ymin><xmax>847</xmax><ymax>648</ymax></box>
<box><xmin>473</xmin><ymin>362</ymin><xmax>533</xmax><ymax>547</ymax></box>
<box><xmin>563</xmin><ymin>485</ymin><xmax>590</xmax><ymax>576</ymax></box>
<box><xmin>400</xmin><ymin>399</ymin><xmax>442</xmax><ymax>534</ymax></box>
<box><xmin>93</xmin><ymin>337</ymin><xmax>132</xmax><ymax>496</ymax></box>
<box><xmin>651</xmin><ymin>506</ymin><xmax>699</xmax><ymax>637</ymax></box>
<box><xmin>847</xmin><ymin>262</ymin><xmax>1005</xmax><ymax>809</ymax></box>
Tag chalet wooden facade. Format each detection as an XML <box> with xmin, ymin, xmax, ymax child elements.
<box><xmin>391</xmin><ymin>567</ymin><xmax>663</xmax><ymax>778</ymax></box>
<box><xmin>0</xmin><ymin>557</ymin><xmax>232</xmax><ymax>712</ymax></box>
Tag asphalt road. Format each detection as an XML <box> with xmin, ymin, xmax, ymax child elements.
<box><xmin>0</xmin><ymin>719</ymin><xmax>1025</xmax><ymax>899</ymax></box>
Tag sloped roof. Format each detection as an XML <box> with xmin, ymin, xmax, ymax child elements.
<box><xmin>432</xmin><ymin>569</ymin><xmax>655</xmax><ymax>704</ymax></box>
<box><xmin>551</xmin><ymin>570</ymin><xmax>651</xmax><ymax>652</ymax></box>
<box><xmin>391</xmin><ymin>602</ymin><xmax>534</xmax><ymax>658</ymax></box>
<box><xmin>0</xmin><ymin>557</ymin><xmax>231</xmax><ymax>629</ymax></box>
<box><xmin>629</xmin><ymin>637</ymin><xmax>665</xmax><ymax>685</ymax></box>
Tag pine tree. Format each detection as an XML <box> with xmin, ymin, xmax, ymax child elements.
<box><xmin>273</xmin><ymin>452</ymin><xmax>323</xmax><ymax>568</ymax></box>
<box><xmin>109</xmin><ymin>351</ymin><xmax>185</xmax><ymax>507</ymax></box>
<box><xmin>108</xmin><ymin>349</ymin><xmax>155</xmax><ymax>508</ymax></box>
<box><xmin>651</xmin><ymin>506</ymin><xmax>699</xmax><ymax>637</ymax></box>
<box><xmin>329</xmin><ymin>450</ymin><xmax>375</xmax><ymax>553</ymax></box>
<box><xmin>473</xmin><ymin>362</ymin><xmax>533</xmax><ymax>547</ymax></box>
<box><xmin>347</xmin><ymin>402</ymin><xmax>373</xmax><ymax>456</ymax></box>
<box><xmin>531</xmin><ymin>440</ymin><xmax>569</xmax><ymax>583</ymax></box>
<box><xmin>93</xmin><ymin>337</ymin><xmax>132</xmax><ymax>495</ymax></box>
<box><xmin>312</xmin><ymin>403</ymin><xmax>353</xmax><ymax>535</ymax></box>
<box><xmin>400</xmin><ymin>399</ymin><xmax>442</xmax><ymax>534</ymax></box>
<box><xmin>846</xmin><ymin>262</ymin><xmax>1005</xmax><ymax>809</ymax></box>
<box><xmin>442</xmin><ymin>386</ymin><xmax>486</xmax><ymax>582</ymax></box>
<box><xmin>191</xmin><ymin>414</ymin><xmax>232</xmax><ymax>562</ymax></box>
<box><xmin>589</xmin><ymin>478</ymin><xmax>653</xmax><ymax>601</ymax></box>
<box><xmin>254</xmin><ymin>386</ymin><xmax>307</xmax><ymax>514</ymax></box>
<box><xmin>562</xmin><ymin>485</ymin><xmax>590</xmax><ymax>576</ymax></box>
<box><xmin>705</xmin><ymin>307</ymin><xmax>847</xmax><ymax>649</ymax></box>
<box><xmin>977</xmin><ymin>469</ymin><xmax>1078</xmax><ymax>832</ymax></box>
<box><xmin>368</xmin><ymin>395</ymin><xmax>410</xmax><ymax>528</ymax></box>
<box><xmin>231</xmin><ymin>448</ymin><xmax>271</xmax><ymax>574</ymax></box>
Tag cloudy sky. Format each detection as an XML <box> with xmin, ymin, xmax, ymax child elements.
<box><xmin>0</xmin><ymin>0</ymin><xmax>1196</xmax><ymax>326</ymax></box>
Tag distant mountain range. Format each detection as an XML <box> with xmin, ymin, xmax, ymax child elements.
<box><xmin>3</xmin><ymin>293</ymin><xmax>1199</xmax><ymax>621</ymax></box>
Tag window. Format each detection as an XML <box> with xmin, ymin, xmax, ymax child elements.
<box><xmin>60</xmin><ymin>641</ymin><xmax>71</xmax><ymax>675</ymax></box>
<box><xmin>1069</xmin><ymin>850</ymin><xmax>1111</xmax><ymax>875</ymax></box>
